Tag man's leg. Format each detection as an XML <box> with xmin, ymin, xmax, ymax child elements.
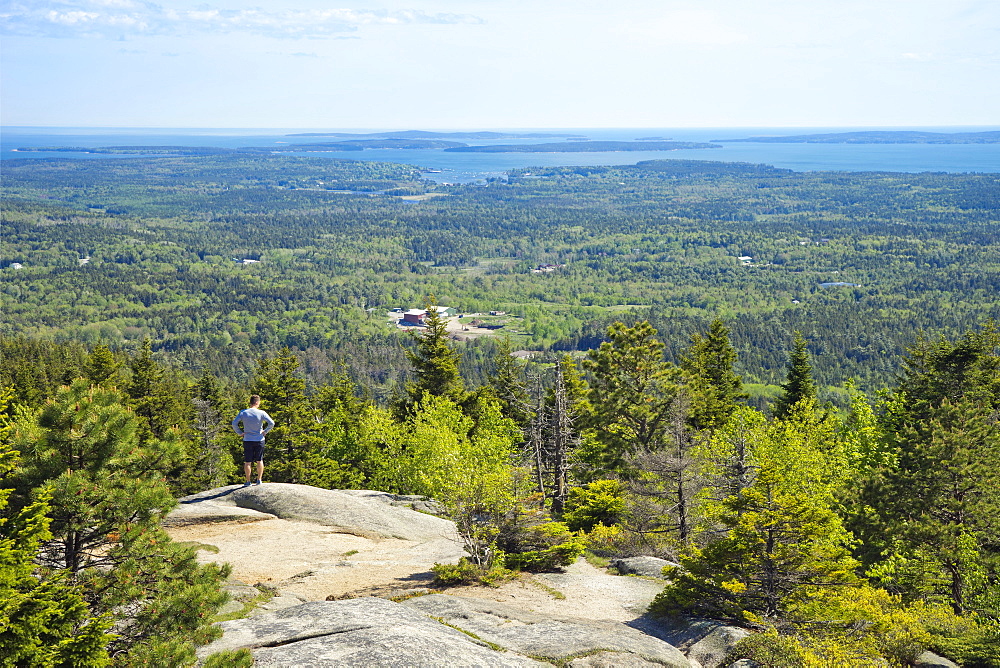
<box><xmin>256</xmin><ymin>459</ymin><xmax>264</xmax><ymax>484</ymax></box>
<box><xmin>243</xmin><ymin>461</ymin><xmax>252</xmax><ymax>483</ymax></box>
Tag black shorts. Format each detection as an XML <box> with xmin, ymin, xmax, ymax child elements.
<box><xmin>243</xmin><ymin>440</ymin><xmax>265</xmax><ymax>463</ymax></box>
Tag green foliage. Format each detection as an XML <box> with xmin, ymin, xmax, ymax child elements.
<box><xmin>84</xmin><ymin>343</ymin><xmax>120</xmax><ymax>387</ymax></box>
<box><xmin>201</xmin><ymin>649</ymin><xmax>255</xmax><ymax>668</ymax></box>
<box><xmin>579</xmin><ymin>321</ymin><xmax>678</xmax><ymax>477</ymax></box>
<box><xmin>502</xmin><ymin>537</ymin><xmax>587</xmax><ymax>572</ymax></box>
<box><xmin>431</xmin><ymin>557</ymin><xmax>515</xmax><ymax>586</ymax></box>
<box><xmin>927</xmin><ymin>615</ymin><xmax>1000</xmax><ymax>668</ymax></box>
<box><xmin>402</xmin><ymin>301</ymin><xmax>465</xmax><ymax>409</ymax></box>
<box><xmin>10</xmin><ymin>380</ymin><xmax>229</xmax><ymax>664</ymax></box>
<box><xmin>0</xmin><ymin>404</ymin><xmax>113</xmax><ymax>667</ymax></box>
<box><xmin>866</xmin><ymin>399</ymin><xmax>1000</xmax><ymax>615</ymax></box>
<box><xmin>500</xmin><ymin>522</ymin><xmax>587</xmax><ymax>572</ymax></box>
<box><xmin>725</xmin><ymin>631</ymin><xmax>807</xmax><ymax>667</ymax></box>
<box><xmin>787</xmin><ymin>585</ymin><xmax>941</xmax><ymax>665</ymax></box>
<box><xmin>856</xmin><ymin>323</ymin><xmax>1000</xmax><ymax>616</ymax></box>
<box><xmin>772</xmin><ymin>332</ymin><xmax>817</xmax><ymax>419</ymax></box>
<box><xmin>562</xmin><ymin>480</ymin><xmax>626</xmax><ymax>532</ymax></box>
<box><xmin>680</xmin><ymin>318</ymin><xmax>746</xmax><ymax>431</ymax></box>
<box><xmin>651</xmin><ymin>400</ymin><xmax>858</xmax><ymax>623</ymax></box>
<box><xmin>3</xmin><ymin>157</ymin><xmax>1000</xmax><ymax>398</ymax></box>
<box><xmin>488</xmin><ymin>336</ymin><xmax>531</xmax><ymax>426</ymax></box>
<box><xmin>379</xmin><ymin>393</ymin><xmax>519</xmax><ymax>568</ymax></box>
<box><xmin>125</xmin><ymin>339</ymin><xmax>191</xmax><ymax>443</ymax></box>
<box><xmin>249</xmin><ymin>347</ymin><xmax>362</xmax><ymax>488</ymax></box>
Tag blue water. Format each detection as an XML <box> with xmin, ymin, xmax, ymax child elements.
<box><xmin>2</xmin><ymin>126</ymin><xmax>998</xmax><ymax>183</ymax></box>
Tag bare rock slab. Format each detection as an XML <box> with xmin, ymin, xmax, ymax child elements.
<box><xmin>638</xmin><ymin>617</ymin><xmax>749</xmax><ymax>668</ymax></box>
<box><xmin>568</xmin><ymin>651</ymin><xmax>668</xmax><ymax>667</ymax></box>
<box><xmin>611</xmin><ymin>556</ymin><xmax>680</xmax><ymax>579</ymax></box>
<box><xmin>197</xmin><ymin>597</ymin><xmax>545</xmax><ymax>667</ymax></box>
<box><xmin>171</xmin><ymin>483</ymin><xmax>457</xmax><ymax>541</ymax></box>
<box><xmin>402</xmin><ymin>594</ymin><xmax>692</xmax><ymax>667</ymax></box>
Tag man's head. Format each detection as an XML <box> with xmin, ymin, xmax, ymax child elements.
<box><xmin>250</xmin><ymin>394</ymin><xmax>261</xmax><ymax>407</ymax></box>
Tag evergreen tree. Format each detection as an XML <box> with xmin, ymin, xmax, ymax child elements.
<box><xmin>313</xmin><ymin>371</ymin><xmax>372</xmax><ymax>487</ymax></box>
<box><xmin>859</xmin><ymin>323</ymin><xmax>1000</xmax><ymax>615</ymax></box>
<box><xmin>253</xmin><ymin>348</ymin><xmax>355</xmax><ymax>487</ymax></box>
<box><xmin>84</xmin><ymin>343</ymin><xmax>119</xmax><ymax>387</ymax></box>
<box><xmin>11</xmin><ymin>380</ymin><xmax>229</xmax><ymax>664</ymax></box>
<box><xmin>883</xmin><ymin>322</ymin><xmax>1000</xmax><ymax>431</ymax></box>
<box><xmin>125</xmin><ymin>339</ymin><xmax>189</xmax><ymax>442</ymax></box>
<box><xmin>544</xmin><ymin>360</ymin><xmax>580</xmax><ymax>514</ymax></box>
<box><xmin>679</xmin><ymin>318</ymin><xmax>746</xmax><ymax>432</ymax></box>
<box><xmin>185</xmin><ymin>368</ymin><xmax>235</xmax><ymax>492</ymax></box>
<box><xmin>868</xmin><ymin>400</ymin><xmax>1000</xmax><ymax>615</ymax></box>
<box><xmin>625</xmin><ymin>391</ymin><xmax>703</xmax><ymax>545</ymax></box>
<box><xmin>488</xmin><ymin>337</ymin><xmax>531</xmax><ymax>427</ymax></box>
<box><xmin>651</xmin><ymin>399</ymin><xmax>858</xmax><ymax>623</ymax></box>
<box><xmin>579</xmin><ymin>321</ymin><xmax>678</xmax><ymax>478</ymax></box>
<box><xmin>772</xmin><ymin>332</ymin><xmax>817</xmax><ymax>419</ymax></box>
<box><xmin>403</xmin><ymin>302</ymin><xmax>464</xmax><ymax>409</ymax></box>
<box><xmin>0</xmin><ymin>386</ymin><xmax>114</xmax><ymax>665</ymax></box>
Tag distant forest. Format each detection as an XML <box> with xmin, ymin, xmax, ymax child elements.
<box><xmin>2</xmin><ymin>154</ymin><xmax>999</xmax><ymax>403</ymax></box>
<box><xmin>714</xmin><ymin>130</ymin><xmax>1000</xmax><ymax>144</ymax></box>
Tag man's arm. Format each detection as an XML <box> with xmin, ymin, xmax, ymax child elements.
<box><xmin>231</xmin><ymin>412</ymin><xmax>244</xmax><ymax>436</ymax></box>
<box><xmin>262</xmin><ymin>411</ymin><xmax>275</xmax><ymax>435</ymax></box>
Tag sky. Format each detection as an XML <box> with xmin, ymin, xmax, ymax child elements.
<box><xmin>1</xmin><ymin>0</ymin><xmax>998</xmax><ymax>128</ymax></box>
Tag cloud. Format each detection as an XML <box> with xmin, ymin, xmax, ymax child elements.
<box><xmin>0</xmin><ymin>1</ymin><xmax>484</xmax><ymax>39</ymax></box>
<box><xmin>616</xmin><ymin>10</ymin><xmax>747</xmax><ymax>47</ymax></box>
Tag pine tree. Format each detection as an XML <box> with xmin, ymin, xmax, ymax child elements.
<box><xmin>652</xmin><ymin>399</ymin><xmax>858</xmax><ymax>623</ymax></box>
<box><xmin>579</xmin><ymin>320</ymin><xmax>678</xmax><ymax>478</ymax></box>
<box><xmin>11</xmin><ymin>380</ymin><xmax>228</xmax><ymax>664</ymax></box>
<box><xmin>488</xmin><ymin>337</ymin><xmax>531</xmax><ymax>427</ymax></box>
<box><xmin>869</xmin><ymin>400</ymin><xmax>1000</xmax><ymax>614</ymax></box>
<box><xmin>772</xmin><ymin>332</ymin><xmax>817</xmax><ymax>419</ymax></box>
<box><xmin>625</xmin><ymin>391</ymin><xmax>703</xmax><ymax>545</ymax></box>
<box><xmin>125</xmin><ymin>339</ymin><xmax>191</xmax><ymax>443</ymax></box>
<box><xmin>0</xmin><ymin>386</ymin><xmax>114</xmax><ymax>665</ymax></box>
<box><xmin>403</xmin><ymin>302</ymin><xmax>464</xmax><ymax>408</ymax></box>
<box><xmin>185</xmin><ymin>368</ymin><xmax>235</xmax><ymax>491</ymax></box>
<box><xmin>84</xmin><ymin>343</ymin><xmax>119</xmax><ymax>386</ymax></box>
<box><xmin>861</xmin><ymin>323</ymin><xmax>1000</xmax><ymax>615</ymax></box>
<box><xmin>253</xmin><ymin>348</ymin><xmax>355</xmax><ymax>487</ymax></box>
<box><xmin>680</xmin><ymin>318</ymin><xmax>746</xmax><ymax>431</ymax></box>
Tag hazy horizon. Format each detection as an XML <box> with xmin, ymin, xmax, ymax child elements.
<box><xmin>2</xmin><ymin>1</ymin><xmax>997</xmax><ymax>129</ymax></box>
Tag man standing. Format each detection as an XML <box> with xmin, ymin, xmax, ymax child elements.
<box><xmin>232</xmin><ymin>395</ymin><xmax>274</xmax><ymax>487</ymax></box>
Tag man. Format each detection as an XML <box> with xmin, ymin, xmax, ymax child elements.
<box><xmin>232</xmin><ymin>395</ymin><xmax>275</xmax><ymax>487</ymax></box>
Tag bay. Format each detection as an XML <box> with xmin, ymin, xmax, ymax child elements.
<box><xmin>2</xmin><ymin>126</ymin><xmax>998</xmax><ymax>183</ymax></box>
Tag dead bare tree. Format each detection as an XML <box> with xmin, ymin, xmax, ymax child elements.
<box><xmin>624</xmin><ymin>391</ymin><xmax>705</xmax><ymax>550</ymax></box>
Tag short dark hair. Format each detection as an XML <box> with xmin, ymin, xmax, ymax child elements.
<box><xmin>250</xmin><ymin>394</ymin><xmax>261</xmax><ymax>405</ymax></box>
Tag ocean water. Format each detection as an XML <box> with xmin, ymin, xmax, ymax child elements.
<box><xmin>2</xmin><ymin>126</ymin><xmax>998</xmax><ymax>183</ymax></box>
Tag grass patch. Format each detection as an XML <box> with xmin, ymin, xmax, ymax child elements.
<box><xmin>174</xmin><ymin>540</ymin><xmax>220</xmax><ymax>554</ymax></box>
<box><xmin>529</xmin><ymin>579</ymin><xmax>566</xmax><ymax>600</ymax></box>
<box><xmin>211</xmin><ymin>589</ymin><xmax>275</xmax><ymax>623</ymax></box>
<box><xmin>525</xmin><ymin>648</ymin><xmax>619</xmax><ymax>667</ymax></box>
<box><xmin>343</xmin><ymin>549</ymin><xmax>359</xmax><ymax>557</ymax></box>
<box><xmin>430</xmin><ymin>617</ymin><xmax>506</xmax><ymax>652</ymax></box>
<box><xmin>582</xmin><ymin>551</ymin><xmax>611</xmax><ymax>569</ymax></box>
<box><xmin>389</xmin><ymin>589</ymin><xmax>439</xmax><ymax>602</ymax></box>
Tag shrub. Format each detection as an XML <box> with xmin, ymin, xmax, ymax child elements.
<box><xmin>563</xmin><ymin>480</ymin><xmax>625</xmax><ymax>532</ymax></box>
<box><xmin>431</xmin><ymin>557</ymin><xmax>515</xmax><ymax>586</ymax></box>
<box><xmin>500</xmin><ymin>522</ymin><xmax>587</xmax><ymax>572</ymax></box>
<box><xmin>724</xmin><ymin>631</ymin><xmax>807</xmax><ymax>667</ymax></box>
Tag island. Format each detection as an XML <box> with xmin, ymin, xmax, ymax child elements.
<box><xmin>712</xmin><ymin>130</ymin><xmax>1000</xmax><ymax>144</ymax></box>
<box><xmin>15</xmin><ymin>139</ymin><xmax>469</xmax><ymax>156</ymax></box>
<box><xmin>444</xmin><ymin>141</ymin><xmax>720</xmax><ymax>153</ymax></box>
<box><xmin>286</xmin><ymin>130</ymin><xmax>587</xmax><ymax>140</ymax></box>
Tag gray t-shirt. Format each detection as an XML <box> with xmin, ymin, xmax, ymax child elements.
<box><xmin>232</xmin><ymin>407</ymin><xmax>275</xmax><ymax>441</ymax></box>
